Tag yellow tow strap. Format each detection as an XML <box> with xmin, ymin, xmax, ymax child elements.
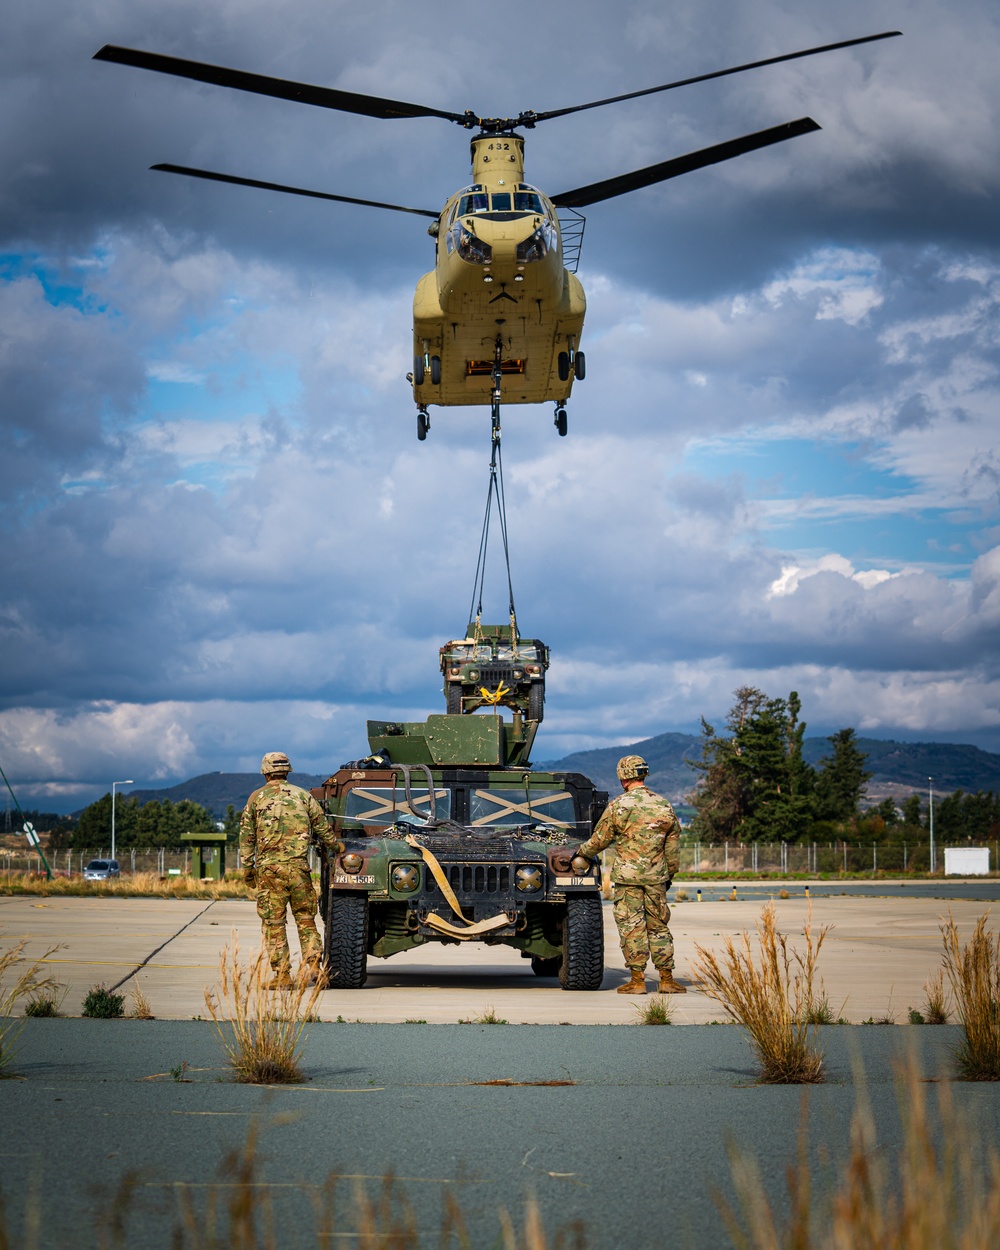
<box><xmin>404</xmin><ymin>834</ymin><xmax>512</xmax><ymax>941</ymax></box>
<box><xmin>478</xmin><ymin>681</ymin><xmax>510</xmax><ymax>705</ymax></box>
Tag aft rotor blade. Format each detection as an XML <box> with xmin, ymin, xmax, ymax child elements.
<box><xmin>151</xmin><ymin>163</ymin><xmax>440</xmax><ymax>218</ymax></box>
<box><xmin>94</xmin><ymin>45</ymin><xmax>469</xmax><ymax>124</ymax></box>
<box><xmin>529</xmin><ymin>32</ymin><xmax>901</xmax><ymax>125</ymax></box>
<box><xmin>551</xmin><ymin>117</ymin><xmax>821</xmax><ymax>208</ymax></box>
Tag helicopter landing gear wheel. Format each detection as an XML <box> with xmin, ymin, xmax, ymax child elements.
<box><xmin>574</xmin><ymin>350</ymin><xmax>586</xmax><ymax>380</ymax></box>
<box><xmin>557</xmin><ymin>351</ymin><xmax>570</xmax><ymax>382</ymax></box>
<box><xmin>413</xmin><ymin>355</ymin><xmax>425</xmax><ymax>386</ymax></box>
<box><xmin>417</xmin><ymin>409</ymin><xmax>430</xmax><ymax>441</ymax></box>
<box><xmin>554</xmin><ymin>406</ymin><xmax>567</xmax><ymax>437</ymax></box>
<box><xmin>430</xmin><ymin>355</ymin><xmax>442</xmax><ymax>385</ymax></box>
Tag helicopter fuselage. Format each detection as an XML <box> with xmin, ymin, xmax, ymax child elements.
<box><xmin>412</xmin><ymin>135</ymin><xmax>585</xmax><ymax>409</ymax></box>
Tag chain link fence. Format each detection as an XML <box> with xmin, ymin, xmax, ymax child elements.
<box><xmin>676</xmin><ymin>840</ymin><xmax>998</xmax><ymax>875</ymax></box>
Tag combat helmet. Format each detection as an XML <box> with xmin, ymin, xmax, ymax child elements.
<box><xmin>260</xmin><ymin>751</ymin><xmax>292</xmax><ymax>777</ymax></box>
<box><xmin>616</xmin><ymin>754</ymin><xmax>648</xmax><ymax>783</ymax></box>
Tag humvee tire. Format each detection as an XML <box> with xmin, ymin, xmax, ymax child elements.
<box><xmin>558</xmin><ymin>895</ymin><xmax>604</xmax><ymax>990</ymax></box>
<box><xmin>530</xmin><ymin>955</ymin><xmax>561</xmax><ymax>977</ymax></box>
<box><xmin>324</xmin><ymin>891</ymin><xmax>369</xmax><ymax>988</ymax></box>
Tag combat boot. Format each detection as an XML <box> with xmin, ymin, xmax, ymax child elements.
<box><xmin>658</xmin><ymin>971</ymin><xmax>687</xmax><ymax>994</ymax></box>
<box><xmin>303</xmin><ymin>962</ymin><xmax>327</xmax><ymax>989</ymax></box>
<box><xmin>617</xmin><ymin>968</ymin><xmax>647</xmax><ymax>995</ymax></box>
<box><xmin>267</xmin><ymin>969</ymin><xmax>294</xmax><ymax>990</ymax></box>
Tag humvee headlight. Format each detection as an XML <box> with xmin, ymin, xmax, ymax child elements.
<box><xmin>515</xmin><ymin>865</ymin><xmax>543</xmax><ymax>892</ymax></box>
<box><xmin>512</xmin><ymin>669</ymin><xmax>523</xmax><ymax>679</ymax></box>
<box><xmin>469</xmin><ymin>668</ymin><xmax>480</xmax><ymax>681</ymax></box>
<box><xmin>391</xmin><ymin>864</ymin><xmax>421</xmax><ymax>892</ymax></box>
<box><xmin>526</xmin><ymin>664</ymin><xmax>540</xmax><ymax>675</ymax></box>
<box><xmin>341</xmin><ymin>853</ymin><xmax>364</xmax><ymax>874</ymax></box>
<box><xmin>571</xmin><ymin>856</ymin><xmax>592</xmax><ymax>876</ymax></box>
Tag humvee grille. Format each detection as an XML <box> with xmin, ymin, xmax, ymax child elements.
<box><xmin>426</xmin><ymin>863</ymin><xmax>512</xmax><ymax>898</ymax></box>
<box><xmin>476</xmin><ymin>665</ymin><xmax>516</xmax><ymax>686</ymax></box>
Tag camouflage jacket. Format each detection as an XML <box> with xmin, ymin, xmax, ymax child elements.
<box><xmin>578</xmin><ymin>784</ymin><xmax>680</xmax><ymax>885</ymax></box>
<box><xmin>239</xmin><ymin>780</ymin><xmax>339</xmax><ymax>868</ymax></box>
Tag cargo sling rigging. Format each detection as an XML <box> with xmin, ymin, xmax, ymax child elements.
<box><xmin>468</xmin><ymin>336</ymin><xmax>519</xmax><ymax>639</ymax></box>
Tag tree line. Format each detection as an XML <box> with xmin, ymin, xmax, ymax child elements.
<box><xmin>47</xmin><ymin>795</ymin><xmax>242</xmax><ymax>851</ymax></box>
<box><xmin>687</xmin><ymin>686</ymin><xmax>1000</xmax><ymax>843</ymax></box>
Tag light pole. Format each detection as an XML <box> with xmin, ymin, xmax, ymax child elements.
<box><xmin>111</xmin><ymin>779</ymin><xmax>134</xmax><ymax>862</ymax></box>
<box><xmin>928</xmin><ymin>777</ymin><xmax>935</xmax><ymax>874</ymax></box>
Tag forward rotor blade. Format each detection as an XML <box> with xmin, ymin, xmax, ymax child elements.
<box><xmin>94</xmin><ymin>45</ymin><xmax>468</xmax><ymax>124</ymax></box>
<box><xmin>551</xmin><ymin>118</ymin><xmax>821</xmax><ymax>208</ymax></box>
<box><xmin>529</xmin><ymin>31</ymin><xmax>900</xmax><ymax>125</ymax></box>
<box><xmin>151</xmin><ymin>163</ymin><xmax>440</xmax><ymax>219</ymax></box>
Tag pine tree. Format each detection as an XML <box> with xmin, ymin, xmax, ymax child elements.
<box><xmin>814</xmin><ymin>729</ymin><xmax>871</xmax><ymax>822</ymax></box>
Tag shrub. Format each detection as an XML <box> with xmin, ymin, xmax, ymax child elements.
<box><xmin>82</xmin><ymin>984</ymin><xmax>126</xmax><ymax>1018</ymax></box>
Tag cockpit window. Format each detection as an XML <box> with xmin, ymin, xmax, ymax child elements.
<box><xmin>458</xmin><ymin>193</ymin><xmax>489</xmax><ymax>216</ymax></box>
<box><xmin>491</xmin><ymin>192</ymin><xmax>512</xmax><ymax>211</ymax></box>
<box><xmin>513</xmin><ymin>192</ymin><xmax>544</xmax><ymax>213</ymax></box>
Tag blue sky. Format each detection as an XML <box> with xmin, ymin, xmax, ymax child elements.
<box><xmin>1</xmin><ymin>0</ymin><xmax>999</xmax><ymax>811</ymax></box>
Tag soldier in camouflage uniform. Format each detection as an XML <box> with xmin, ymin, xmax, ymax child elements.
<box><xmin>577</xmin><ymin>755</ymin><xmax>686</xmax><ymax>995</ymax></box>
<box><xmin>240</xmin><ymin>752</ymin><xmax>343</xmax><ymax>987</ymax></box>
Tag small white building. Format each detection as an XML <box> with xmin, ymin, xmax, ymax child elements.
<box><xmin>944</xmin><ymin>847</ymin><xmax>991</xmax><ymax>876</ymax></box>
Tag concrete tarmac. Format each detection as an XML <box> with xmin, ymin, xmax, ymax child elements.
<box><xmin>2</xmin><ymin>883</ymin><xmax>997</xmax><ymax>1023</ymax></box>
<box><xmin>2</xmin><ymin>884</ymin><xmax>999</xmax><ymax>1248</ymax></box>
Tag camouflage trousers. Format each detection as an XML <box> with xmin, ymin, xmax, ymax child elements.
<box><xmin>255</xmin><ymin>860</ymin><xmax>322</xmax><ymax>972</ymax></box>
<box><xmin>612</xmin><ymin>883</ymin><xmax>674</xmax><ymax>974</ymax></box>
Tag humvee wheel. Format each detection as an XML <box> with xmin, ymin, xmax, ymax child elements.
<box><xmin>446</xmin><ymin>684</ymin><xmax>462</xmax><ymax>715</ymax></box>
<box><xmin>323</xmin><ymin>891</ymin><xmax>369</xmax><ymax>988</ymax></box>
<box><xmin>558</xmin><ymin>895</ymin><xmax>604</xmax><ymax>990</ymax></box>
<box><xmin>530</xmin><ymin>955</ymin><xmax>561</xmax><ymax>977</ymax></box>
<box><xmin>528</xmin><ymin>682</ymin><xmax>544</xmax><ymax>722</ymax></box>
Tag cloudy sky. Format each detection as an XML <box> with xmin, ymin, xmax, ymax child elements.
<box><xmin>2</xmin><ymin>0</ymin><xmax>999</xmax><ymax>811</ymax></box>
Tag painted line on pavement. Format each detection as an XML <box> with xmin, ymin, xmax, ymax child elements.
<box><xmin>107</xmin><ymin>899</ymin><xmax>219</xmax><ymax>991</ymax></box>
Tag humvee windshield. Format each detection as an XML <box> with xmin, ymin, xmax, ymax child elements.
<box><xmin>343</xmin><ymin>786</ymin><xmax>451</xmax><ymax>827</ymax></box>
<box><xmin>469</xmin><ymin>788</ymin><xmax>575</xmax><ymax>829</ymax></box>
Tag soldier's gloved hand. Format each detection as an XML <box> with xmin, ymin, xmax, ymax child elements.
<box><xmin>243</xmin><ymin>867</ymin><xmax>257</xmax><ymax>890</ymax></box>
<box><xmin>551</xmin><ymin>845</ymin><xmax>583</xmax><ymax>873</ymax></box>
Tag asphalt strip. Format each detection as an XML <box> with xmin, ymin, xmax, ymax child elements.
<box><xmin>106</xmin><ymin>897</ymin><xmax>218</xmax><ymax>991</ymax></box>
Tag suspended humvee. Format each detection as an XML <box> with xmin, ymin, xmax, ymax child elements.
<box><xmin>439</xmin><ymin>623</ymin><xmax>549</xmax><ymax>720</ymax></box>
<box><xmin>313</xmin><ymin>712</ymin><xmax>607</xmax><ymax>989</ymax></box>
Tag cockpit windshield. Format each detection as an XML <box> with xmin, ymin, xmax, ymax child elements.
<box><xmin>456</xmin><ymin>191</ymin><xmax>548</xmax><ymax>218</ymax></box>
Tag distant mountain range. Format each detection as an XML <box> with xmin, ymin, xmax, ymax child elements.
<box><xmin>121</xmin><ymin>734</ymin><xmax>1000</xmax><ymax>818</ymax></box>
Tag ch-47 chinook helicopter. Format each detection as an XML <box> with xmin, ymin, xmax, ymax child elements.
<box><xmin>95</xmin><ymin>31</ymin><xmax>899</xmax><ymax>441</ymax></box>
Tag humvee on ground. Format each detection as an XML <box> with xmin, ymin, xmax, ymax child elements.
<box><xmin>314</xmin><ymin>712</ymin><xmax>607</xmax><ymax>989</ymax></box>
<box><xmin>439</xmin><ymin>624</ymin><xmax>549</xmax><ymax>720</ymax></box>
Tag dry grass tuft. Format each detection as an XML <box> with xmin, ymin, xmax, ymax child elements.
<box><xmin>1</xmin><ymin>934</ymin><xmax>61</xmax><ymax>1074</ymax></box>
<box><xmin>692</xmin><ymin>902</ymin><xmax>828</xmax><ymax>1084</ymax></box>
<box><xmin>923</xmin><ymin>968</ymin><xmax>950</xmax><ymax>1025</ymax></box>
<box><xmin>204</xmin><ymin>934</ymin><xmax>323</xmax><ymax>1084</ymax></box>
<box><xmin>1</xmin><ymin>870</ymin><xmax>251</xmax><ymax>899</ymax></box>
<box><xmin>941</xmin><ymin>911</ymin><xmax>1000</xmax><ymax>1080</ymax></box>
<box><xmin>128</xmin><ymin>979</ymin><xmax>154</xmax><ymax>1020</ymax></box>
<box><xmin>13</xmin><ymin>1118</ymin><xmax>584</xmax><ymax>1248</ymax></box>
<box><xmin>722</xmin><ymin>1051</ymin><xmax>1000</xmax><ymax>1249</ymax></box>
<box><xmin>632</xmin><ymin>994</ymin><xmax>673</xmax><ymax>1025</ymax></box>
